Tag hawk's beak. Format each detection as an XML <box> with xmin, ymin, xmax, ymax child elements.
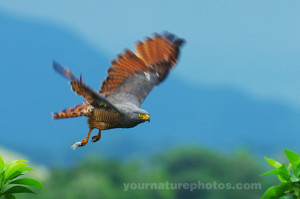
<box><xmin>142</xmin><ymin>114</ymin><xmax>150</xmax><ymax>122</ymax></box>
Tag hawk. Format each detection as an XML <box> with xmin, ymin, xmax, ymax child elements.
<box><xmin>53</xmin><ymin>32</ymin><xmax>185</xmax><ymax>149</ymax></box>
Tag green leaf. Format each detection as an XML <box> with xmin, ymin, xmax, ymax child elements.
<box><xmin>4</xmin><ymin>194</ymin><xmax>16</xmax><ymax>199</ymax></box>
<box><xmin>276</xmin><ymin>182</ymin><xmax>293</xmax><ymax>195</ymax></box>
<box><xmin>261</xmin><ymin>186</ymin><xmax>278</xmax><ymax>199</ymax></box>
<box><xmin>18</xmin><ymin>166</ymin><xmax>34</xmax><ymax>172</ymax></box>
<box><xmin>6</xmin><ymin>160</ymin><xmax>28</xmax><ymax>164</ymax></box>
<box><xmin>296</xmin><ymin>163</ymin><xmax>300</xmax><ymax>178</ymax></box>
<box><xmin>4</xmin><ymin>160</ymin><xmax>28</xmax><ymax>170</ymax></box>
<box><xmin>0</xmin><ymin>155</ymin><xmax>4</xmax><ymax>170</ymax></box>
<box><xmin>278</xmin><ymin>175</ymin><xmax>287</xmax><ymax>183</ymax></box>
<box><xmin>284</xmin><ymin>149</ymin><xmax>300</xmax><ymax>166</ymax></box>
<box><xmin>261</xmin><ymin>163</ymin><xmax>290</xmax><ymax>181</ymax></box>
<box><xmin>2</xmin><ymin>186</ymin><xmax>35</xmax><ymax>195</ymax></box>
<box><xmin>5</xmin><ymin>166</ymin><xmax>33</xmax><ymax>182</ymax></box>
<box><xmin>6</xmin><ymin>172</ymin><xmax>23</xmax><ymax>181</ymax></box>
<box><xmin>288</xmin><ymin>164</ymin><xmax>292</xmax><ymax>171</ymax></box>
<box><xmin>265</xmin><ymin>157</ymin><xmax>282</xmax><ymax>169</ymax></box>
<box><xmin>261</xmin><ymin>182</ymin><xmax>293</xmax><ymax>199</ymax></box>
<box><xmin>261</xmin><ymin>169</ymin><xmax>280</xmax><ymax>176</ymax></box>
<box><xmin>279</xmin><ymin>195</ymin><xmax>293</xmax><ymax>199</ymax></box>
<box><xmin>9</xmin><ymin>178</ymin><xmax>44</xmax><ymax>190</ymax></box>
<box><xmin>291</xmin><ymin>175</ymin><xmax>299</xmax><ymax>182</ymax></box>
<box><xmin>5</xmin><ymin>163</ymin><xmax>26</xmax><ymax>180</ymax></box>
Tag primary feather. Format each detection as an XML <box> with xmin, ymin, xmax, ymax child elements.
<box><xmin>100</xmin><ymin>32</ymin><xmax>185</xmax><ymax>107</ymax></box>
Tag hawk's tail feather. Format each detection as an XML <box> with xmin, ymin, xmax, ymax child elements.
<box><xmin>52</xmin><ymin>103</ymin><xmax>93</xmax><ymax>119</ymax></box>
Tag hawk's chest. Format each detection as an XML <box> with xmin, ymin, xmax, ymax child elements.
<box><xmin>87</xmin><ymin>108</ymin><xmax>122</xmax><ymax>130</ymax></box>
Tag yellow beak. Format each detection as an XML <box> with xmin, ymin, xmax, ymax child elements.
<box><xmin>142</xmin><ymin>114</ymin><xmax>150</xmax><ymax>122</ymax></box>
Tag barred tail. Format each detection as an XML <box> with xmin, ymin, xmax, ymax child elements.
<box><xmin>52</xmin><ymin>103</ymin><xmax>93</xmax><ymax>119</ymax></box>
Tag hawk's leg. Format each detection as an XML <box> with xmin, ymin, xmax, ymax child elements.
<box><xmin>71</xmin><ymin>128</ymin><xmax>93</xmax><ymax>150</ymax></box>
<box><xmin>92</xmin><ymin>130</ymin><xmax>101</xmax><ymax>143</ymax></box>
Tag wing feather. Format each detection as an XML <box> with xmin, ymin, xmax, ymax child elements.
<box><xmin>53</xmin><ymin>61</ymin><xmax>121</xmax><ymax>113</ymax></box>
<box><xmin>136</xmin><ymin>41</ymin><xmax>151</xmax><ymax>65</ymax></box>
<box><xmin>124</xmin><ymin>50</ymin><xmax>147</xmax><ymax>71</ymax></box>
<box><xmin>99</xmin><ymin>32</ymin><xmax>185</xmax><ymax>107</ymax></box>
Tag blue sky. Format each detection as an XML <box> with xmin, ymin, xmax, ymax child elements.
<box><xmin>1</xmin><ymin>0</ymin><xmax>300</xmax><ymax>109</ymax></box>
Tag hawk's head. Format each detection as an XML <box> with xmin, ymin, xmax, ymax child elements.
<box><xmin>130</xmin><ymin>108</ymin><xmax>150</xmax><ymax>124</ymax></box>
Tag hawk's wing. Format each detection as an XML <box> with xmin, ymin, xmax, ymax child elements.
<box><xmin>100</xmin><ymin>32</ymin><xmax>185</xmax><ymax>107</ymax></box>
<box><xmin>53</xmin><ymin>61</ymin><xmax>121</xmax><ymax>114</ymax></box>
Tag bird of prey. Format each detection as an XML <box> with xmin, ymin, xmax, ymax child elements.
<box><xmin>52</xmin><ymin>32</ymin><xmax>185</xmax><ymax>149</ymax></box>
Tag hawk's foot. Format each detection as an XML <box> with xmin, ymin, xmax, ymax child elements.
<box><xmin>79</xmin><ymin>138</ymin><xmax>88</xmax><ymax>146</ymax></box>
<box><xmin>71</xmin><ymin>139</ymin><xmax>88</xmax><ymax>150</ymax></box>
<box><xmin>92</xmin><ymin>130</ymin><xmax>101</xmax><ymax>143</ymax></box>
<box><xmin>71</xmin><ymin>128</ymin><xmax>93</xmax><ymax>150</ymax></box>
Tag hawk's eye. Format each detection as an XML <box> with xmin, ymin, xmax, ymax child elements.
<box><xmin>138</xmin><ymin>113</ymin><xmax>145</xmax><ymax>118</ymax></box>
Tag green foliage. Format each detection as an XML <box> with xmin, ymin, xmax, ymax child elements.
<box><xmin>156</xmin><ymin>148</ymin><xmax>264</xmax><ymax>199</ymax></box>
<box><xmin>0</xmin><ymin>155</ymin><xmax>44</xmax><ymax>199</ymax></box>
<box><xmin>261</xmin><ymin>149</ymin><xmax>300</xmax><ymax>199</ymax></box>
<box><xmin>18</xmin><ymin>147</ymin><xmax>267</xmax><ymax>199</ymax></box>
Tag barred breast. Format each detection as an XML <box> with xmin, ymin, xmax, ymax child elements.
<box><xmin>87</xmin><ymin>108</ymin><xmax>122</xmax><ymax>130</ymax></box>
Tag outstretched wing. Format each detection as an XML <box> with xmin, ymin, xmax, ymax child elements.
<box><xmin>53</xmin><ymin>61</ymin><xmax>120</xmax><ymax>113</ymax></box>
<box><xmin>100</xmin><ymin>32</ymin><xmax>185</xmax><ymax>107</ymax></box>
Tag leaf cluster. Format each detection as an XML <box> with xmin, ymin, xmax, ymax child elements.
<box><xmin>262</xmin><ymin>149</ymin><xmax>300</xmax><ymax>199</ymax></box>
<box><xmin>0</xmin><ymin>156</ymin><xmax>44</xmax><ymax>199</ymax></box>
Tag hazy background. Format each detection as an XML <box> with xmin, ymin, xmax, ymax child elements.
<box><xmin>0</xmin><ymin>1</ymin><xmax>299</xmax><ymax>198</ymax></box>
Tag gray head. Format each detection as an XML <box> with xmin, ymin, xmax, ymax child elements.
<box><xmin>128</xmin><ymin>107</ymin><xmax>150</xmax><ymax>124</ymax></box>
<box><xmin>115</xmin><ymin>103</ymin><xmax>150</xmax><ymax>127</ymax></box>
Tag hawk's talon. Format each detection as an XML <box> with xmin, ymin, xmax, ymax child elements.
<box><xmin>92</xmin><ymin>135</ymin><xmax>100</xmax><ymax>142</ymax></box>
<box><xmin>92</xmin><ymin>130</ymin><xmax>101</xmax><ymax>143</ymax></box>
<box><xmin>79</xmin><ymin>139</ymin><xmax>88</xmax><ymax>146</ymax></box>
<box><xmin>71</xmin><ymin>139</ymin><xmax>88</xmax><ymax>150</ymax></box>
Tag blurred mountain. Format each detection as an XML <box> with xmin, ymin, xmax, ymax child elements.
<box><xmin>1</xmin><ymin>11</ymin><xmax>300</xmax><ymax>166</ymax></box>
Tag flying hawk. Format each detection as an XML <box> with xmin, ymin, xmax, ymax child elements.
<box><xmin>53</xmin><ymin>32</ymin><xmax>185</xmax><ymax>149</ymax></box>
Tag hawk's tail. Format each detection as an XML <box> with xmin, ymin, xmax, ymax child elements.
<box><xmin>52</xmin><ymin>103</ymin><xmax>93</xmax><ymax>119</ymax></box>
